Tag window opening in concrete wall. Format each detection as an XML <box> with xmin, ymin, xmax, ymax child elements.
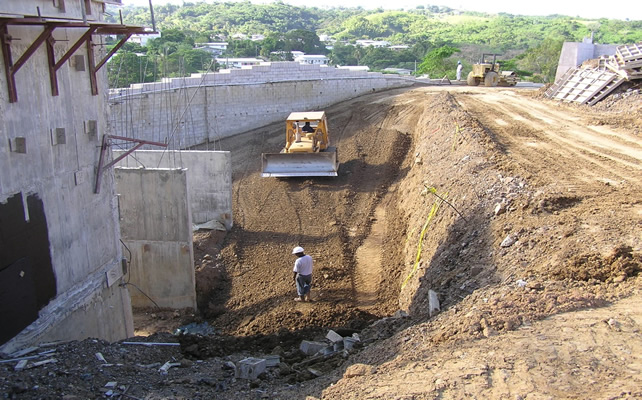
<box><xmin>0</xmin><ymin>193</ymin><xmax>57</xmax><ymax>345</ymax></box>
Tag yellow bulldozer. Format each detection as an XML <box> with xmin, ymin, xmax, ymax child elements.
<box><xmin>467</xmin><ymin>53</ymin><xmax>518</xmax><ymax>87</ymax></box>
<box><xmin>261</xmin><ymin>111</ymin><xmax>339</xmax><ymax>177</ymax></box>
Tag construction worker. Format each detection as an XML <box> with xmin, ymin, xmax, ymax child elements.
<box><xmin>302</xmin><ymin>121</ymin><xmax>314</xmax><ymax>133</ymax></box>
<box><xmin>456</xmin><ymin>61</ymin><xmax>463</xmax><ymax>81</ymax></box>
<box><xmin>292</xmin><ymin>246</ymin><xmax>313</xmax><ymax>302</ymax></box>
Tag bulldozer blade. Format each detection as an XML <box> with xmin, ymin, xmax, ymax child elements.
<box><xmin>261</xmin><ymin>148</ymin><xmax>339</xmax><ymax>177</ymax></box>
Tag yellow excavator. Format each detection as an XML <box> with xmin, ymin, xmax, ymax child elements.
<box><xmin>261</xmin><ymin>111</ymin><xmax>339</xmax><ymax>177</ymax></box>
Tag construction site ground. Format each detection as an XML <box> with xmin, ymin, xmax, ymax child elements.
<box><xmin>1</xmin><ymin>84</ymin><xmax>641</xmax><ymax>399</ymax></box>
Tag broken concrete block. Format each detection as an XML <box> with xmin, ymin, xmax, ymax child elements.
<box><xmin>264</xmin><ymin>355</ymin><xmax>280</xmax><ymax>367</ymax></box>
<box><xmin>158</xmin><ymin>361</ymin><xmax>181</xmax><ymax>375</ymax></box>
<box><xmin>343</xmin><ymin>337</ymin><xmax>358</xmax><ymax>350</ymax></box>
<box><xmin>299</xmin><ymin>341</ymin><xmax>328</xmax><ymax>356</ymax></box>
<box><xmin>14</xmin><ymin>360</ymin><xmax>28</xmax><ymax>371</ymax></box>
<box><xmin>333</xmin><ymin>341</ymin><xmax>344</xmax><ymax>352</ymax></box>
<box><xmin>429</xmin><ymin>290</ymin><xmax>440</xmax><ymax>317</ymax></box>
<box><xmin>104</xmin><ymin>382</ymin><xmax>117</xmax><ymax>388</ymax></box>
<box><xmin>320</xmin><ymin>346</ymin><xmax>335</xmax><ymax>356</ymax></box>
<box><xmin>238</xmin><ymin>357</ymin><xmax>266</xmax><ymax>380</ymax></box>
<box><xmin>95</xmin><ymin>353</ymin><xmax>106</xmax><ymax>363</ymax></box>
<box><xmin>326</xmin><ymin>330</ymin><xmax>343</xmax><ymax>343</ymax></box>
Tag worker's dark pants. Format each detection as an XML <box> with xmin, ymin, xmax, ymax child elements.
<box><xmin>296</xmin><ymin>273</ymin><xmax>312</xmax><ymax>296</ymax></box>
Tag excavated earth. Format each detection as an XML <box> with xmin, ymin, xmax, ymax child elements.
<box><xmin>1</xmin><ymin>84</ymin><xmax>641</xmax><ymax>399</ymax></box>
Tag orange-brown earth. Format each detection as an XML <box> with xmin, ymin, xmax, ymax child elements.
<box><xmin>2</xmin><ymin>84</ymin><xmax>641</xmax><ymax>399</ymax></box>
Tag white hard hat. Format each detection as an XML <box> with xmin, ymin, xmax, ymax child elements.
<box><xmin>292</xmin><ymin>246</ymin><xmax>304</xmax><ymax>254</ymax></box>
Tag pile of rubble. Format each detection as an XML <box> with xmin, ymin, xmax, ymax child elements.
<box><xmin>546</xmin><ymin>42</ymin><xmax>642</xmax><ymax>105</ymax></box>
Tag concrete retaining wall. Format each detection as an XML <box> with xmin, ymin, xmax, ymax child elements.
<box><xmin>115</xmin><ymin>168</ymin><xmax>197</xmax><ymax>309</ymax></box>
<box><xmin>555</xmin><ymin>40</ymin><xmax>618</xmax><ymax>82</ymax></box>
<box><xmin>107</xmin><ymin>62</ymin><xmax>415</xmax><ymax>149</ymax></box>
<box><xmin>0</xmin><ymin>7</ymin><xmax>134</xmax><ymax>353</ymax></box>
<box><xmin>114</xmin><ymin>150</ymin><xmax>233</xmax><ymax>228</ymax></box>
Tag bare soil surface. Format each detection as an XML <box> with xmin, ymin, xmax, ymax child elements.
<box><xmin>1</xmin><ymin>85</ymin><xmax>641</xmax><ymax>399</ymax></box>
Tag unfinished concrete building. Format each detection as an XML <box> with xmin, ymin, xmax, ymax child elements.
<box><xmin>0</xmin><ymin>0</ymin><xmax>149</xmax><ymax>353</ymax></box>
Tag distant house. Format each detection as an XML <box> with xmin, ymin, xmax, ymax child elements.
<box><xmin>319</xmin><ymin>34</ymin><xmax>333</xmax><ymax>42</ymax></box>
<box><xmin>295</xmin><ymin>55</ymin><xmax>329</xmax><ymax>65</ymax></box>
<box><xmin>129</xmin><ymin>30</ymin><xmax>160</xmax><ymax>46</ymax></box>
<box><xmin>389</xmin><ymin>45</ymin><xmax>410</xmax><ymax>51</ymax></box>
<box><xmin>195</xmin><ymin>42</ymin><xmax>228</xmax><ymax>56</ymax></box>
<box><xmin>231</xmin><ymin>33</ymin><xmax>248</xmax><ymax>40</ymax></box>
<box><xmin>251</xmin><ymin>34</ymin><xmax>265</xmax><ymax>41</ymax></box>
<box><xmin>216</xmin><ymin>57</ymin><xmax>263</xmax><ymax>69</ymax></box>
<box><xmin>356</xmin><ymin>40</ymin><xmax>390</xmax><ymax>48</ymax></box>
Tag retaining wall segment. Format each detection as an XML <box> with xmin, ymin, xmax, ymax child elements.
<box><xmin>114</xmin><ymin>150</ymin><xmax>233</xmax><ymax>228</ymax></box>
<box><xmin>115</xmin><ymin>168</ymin><xmax>197</xmax><ymax>309</ymax></box>
<box><xmin>107</xmin><ymin>62</ymin><xmax>415</xmax><ymax>149</ymax></box>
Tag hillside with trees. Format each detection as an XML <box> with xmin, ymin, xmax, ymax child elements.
<box><xmin>105</xmin><ymin>2</ymin><xmax>642</xmax><ymax>87</ymax></box>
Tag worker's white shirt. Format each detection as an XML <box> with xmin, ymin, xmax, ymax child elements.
<box><xmin>293</xmin><ymin>255</ymin><xmax>313</xmax><ymax>275</ymax></box>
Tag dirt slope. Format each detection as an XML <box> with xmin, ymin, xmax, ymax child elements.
<box><xmin>1</xmin><ymin>85</ymin><xmax>641</xmax><ymax>399</ymax></box>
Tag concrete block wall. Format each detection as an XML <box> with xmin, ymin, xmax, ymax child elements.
<box><xmin>114</xmin><ymin>150</ymin><xmax>233</xmax><ymax>228</ymax></box>
<box><xmin>0</xmin><ymin>6</ymin><xmax>133</xmax><ymax>353</ymax></box>
<box><xmin>108</xmin><ymin>62</ymin><xmax>414</xmax><ymax>149</ymax></box>
<box><xmin>115</xmin><ymin>168</ymin><xmax>197</xmax><ymax>309</ymax></box>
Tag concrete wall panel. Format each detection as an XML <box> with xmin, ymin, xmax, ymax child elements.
<box><xmin>115</xmin><ymin>168</ymin><xmax>196</xmax><ymax>310</ymax></box>
<box><xmin>114</xmin><ymin>150</ymin><xmax>233</xmax><ymax>228</ymax></box>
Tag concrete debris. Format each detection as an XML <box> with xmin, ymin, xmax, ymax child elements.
<box><xmin>264</xmin><ymin>355</ymin><xmax>281</xmax><ymax>367</ymax></box>
<box><xmin>429</xmin><ymin>290</ymin><xmax>440</xmax><ymax>317</ymax></box>
<box><xmin>343</xmin><ymin>337</ymin><xmax>359</xmax><ymax>350</ymax></box>
<box><xmin>95</xmin><ymin>352</ymin><xmax>107</xmax><ymax>363</ymax></box>
<box><xmin>104</xmin><ymin>381</ymin><xmax>117</xmax><ymax>388</ymax></box>
<box><xmin>494</xmin><ymin>201</ymin><xmax>507</xmax><ymax>216</ymax></box>
<box><xmin>393</xmin><ymin>310</ymin><xmax>409</xmax><ymax>319</ymax></box>
<box><xmin>159</xmin><ymin>361</ymin><xmax>181</xmax><ymax>374</ymax></box>
<box><xmin>607</xmin><ymin>318</ymin><xmax>622</xmax><ymax>331</ymax></box>
<box><xmin>175</xmin><ymin>322</ymin><xmax>215</xmax><ymax>336</ymax></box>
<box><xmin>238</xmin><ymin>357</ymin><xmax>266</xmax><ymax>380</ymax></box>
<box><xmin>326</xmin><ymin>330</ymin><xmax>343</xmax><ymax>343</ymax></box>
<box><xmin>299</xmin><ymin>341</ymin><xmax>328</xmax><ymax>356</ymax></box>
<box><xmin>516</xmin><ymin>279</ymin><xmax>528</xmax><ymax>288</ymax></box>
<box><xmin>14</xmin><ymin>359</ymin><xmax>28</xmax><ymax>371</ymax></box>
<box><xmin>30</xmin><ymin>359</ymin><xmax>57</xmax><ymax>368</ymax></box>
<box><xmin>500</xmin><ymin>234</ymin><xmax>517</xmax><ymax>247</ymax></box>
<box><xmin>9</xmin><ymin>347</ymin><xmax>39</xmax><ymax>358</ymax></box>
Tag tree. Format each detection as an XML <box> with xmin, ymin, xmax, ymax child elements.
<box><xmin>283</xmin><ymin>30</ymin><xmax>327</xmax><ymax>54</ymax></box>
<box><xmin>516</xmin><ymin>37</ymin><xmax>563</xmax><ymax>83</ymax></box>
<box><xmin>417</xmin><ymin>45</ymin><xmax>460</xmax><ymax>78</ymax></box>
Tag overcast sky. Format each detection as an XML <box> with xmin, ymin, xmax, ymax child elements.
<box><xmin>123</xmin><ymin>0</ymin><xmax>641</xmax><ymax>21</ymax></box>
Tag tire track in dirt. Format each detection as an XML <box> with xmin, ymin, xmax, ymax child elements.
<box><xmin>460</xmin><ymin>91</ymin><xmax>642</xmax><ymax>186</ymax></box>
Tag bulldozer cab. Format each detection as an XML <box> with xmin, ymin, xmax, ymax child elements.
<box><xmin>261</xmin><ymin>111</ymin><xmax>339</xmax><ymax>177</ymax></box>
<box><xmin>285</xmin><ymin>112</ymin><xmax>329</xmax><ymax>154</ymax></box>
